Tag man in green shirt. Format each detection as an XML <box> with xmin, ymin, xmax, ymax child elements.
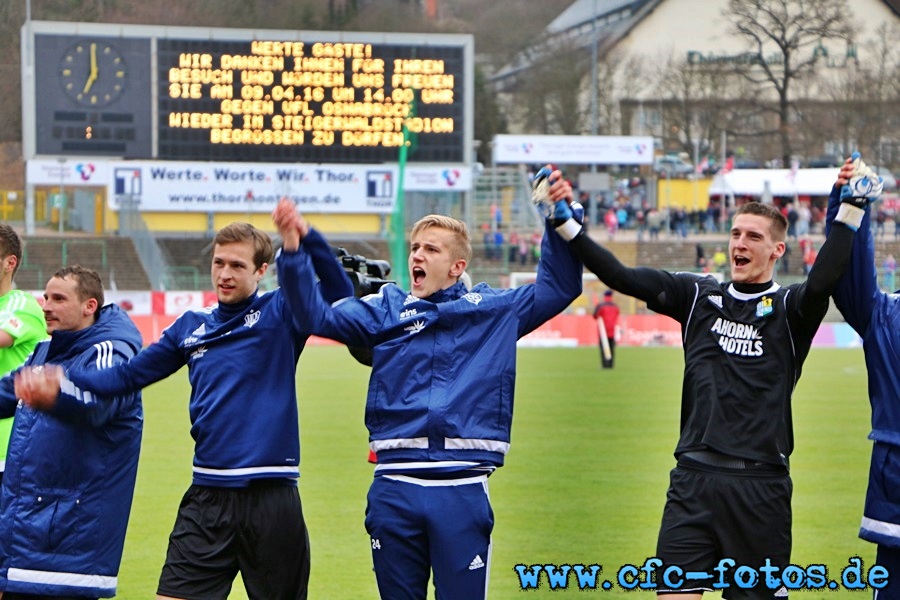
<box><xmin>0</xmin><ymin>224</ymin><xmax>47</xmax><ymax>482</ymax></box>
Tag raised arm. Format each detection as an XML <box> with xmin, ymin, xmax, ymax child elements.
<box><xmin>513</xmin><ymin>169</ymin><xmax>584</xmax><ymax>334</ymax></box>
<box><xmin>533</xmin><ymin>168</ymin><xmax>683</xmax><ymax>314</ymax></box>
<box><xmin>786</xmin><ymin>154</ymin><xmax>878</xmax><ymax>337</ymax></box>
<box><xmin>825</xmin><ymin>157</ymin><xmax>881</xmax><ymax>335</ymax></box>
<box><xmin>570</xmin><ymin>234</ymin><xmax>677</xmax><ymax>306</ymax></box>
<box><xmin>303</xmin><ymin>227</ymin><xmax>354</xmax><ymax>304</ymax></box>
<box><xmin>274</xmin><ymin>199</ymin><xmax>384</xmax><ymax>347</ymax></box>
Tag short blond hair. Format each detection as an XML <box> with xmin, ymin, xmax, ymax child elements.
<box><xmin>410</xmin><ymin>215</ymin><xmax>472</xmax><ymax>262</ymax></box>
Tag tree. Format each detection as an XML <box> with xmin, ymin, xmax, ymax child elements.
<box><xmin>508</xmin><ymin>36</ymin><xmax>592</xmax><ymax>135</ymax></box>
<box><xmin>652</xmin><ymin>54</ymin><xmax>732</xmax><ymax>166</ymax></box>
<box><xmin>726</xmin><ymin>0</ymin><xmax>855</xmax><ymax>166</ymax></box>
<box><xmin>595</xmin><ymin>50</ymin><xmax>645</xmax><ymax>137</ymax></box>
<box><xmin>858</xmin><ymin>22</ymin><xmax>900</xmax><ymax>167</ymax></box>
<box><xmin>473</xmin><ymin>65</ymin><xmax>507</xmax><ymax>165</ymax></box>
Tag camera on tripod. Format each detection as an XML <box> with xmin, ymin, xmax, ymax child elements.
<box><xmin>335</xmin><ymin>247</ymin><xmax>393</xmax><ymax>298</ymax></box>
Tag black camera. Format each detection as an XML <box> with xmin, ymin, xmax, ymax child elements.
<box><xmin>335</xmin><ymin>247</ymin><xmax>393</xmax><ymax>298</ymax></box>
<box><xmin>334</xmin><ymin>247</ymin><xmax>393</xmax><ymax>367</ymax></box>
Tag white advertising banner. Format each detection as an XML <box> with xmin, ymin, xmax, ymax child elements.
<box><xmin>708</xmin><ymin>168</ymin><xmax>840</xmax><ymax>197</ymax></box>
<box><xmin>26</xmin><ymin>159</ymin><xmax>111</xmax><ymax>187</ymax></box>
<box><xmin>492</xmin><ymin>134</ymin><xmax>654</xmax><ymax>165</ymax></box>
<box><xmin>403</xmin><ymin>165</ymin><xmax>473</xmax><ymax>191</ymax></box>
<box><xmin>107</xmin><ymin>161</ymin><xmax>399</xmax><ymax>213</ymax></box>
<box><xmin>27</xmin><ymin>159</ymin><xmax>472</xmax><ymax>213</ymax></box>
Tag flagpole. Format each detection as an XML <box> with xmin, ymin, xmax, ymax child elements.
<box><xmin>390</xmin><ymin>93</ymin><xmax>416</xmax><ymax>291</ymax></box>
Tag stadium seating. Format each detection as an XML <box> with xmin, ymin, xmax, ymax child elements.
<box><xmin>18</xmin><ymin>236</ymin><xmax>150</xmax><ymax>291</ymax></box>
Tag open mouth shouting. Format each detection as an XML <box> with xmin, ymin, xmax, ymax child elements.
<box><xmin>733</xmin><ymin>254</ymin><xmax>750</xmax><ymax>269</ymax></box>
<box><xmin>411</xmin><ymin>266</ymin><xmax>427</xmax><ymax>294</ymax></box>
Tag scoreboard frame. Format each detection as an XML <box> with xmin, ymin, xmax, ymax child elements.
<box><xmin>22</xmin><ymin>20</ymin><xmax>474</xmax><ymax>166</ymax></box>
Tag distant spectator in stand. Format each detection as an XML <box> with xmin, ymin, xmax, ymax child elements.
<box><xmin>781</xmin><ymin>242</ymin><xmax>792</xmax><ymax>275</ymax></box>
<box><xmin>797</xmin><ymin>202</ymin><xmax>812</xmax><ymax>237</ymax></box>
<box><xmin>672</xmin><ymin>207</ymin><xmax>688</xmax><ymax>238</ymax></box>
<box><xmin>616</xmin><ymin>204</ymin><xmax>629</xmax><ymax>231</ymax></box>
<box><xmin>803</xmin><ymin>241</ymin><xmax>818</xmax><ymax>275</ymax></box>
<box><xmin>481</xmin><ymin>224</ymin><xmax>493</xmax><ymax>261</ymax></box>
<box><xmin>530</xmin><ymin>229</ymin><xmax>542</xmax><ymax>264</ymax></box>
<box><xmin>876</xmin><ymin>208</ymin><xmax>888</xmax><ymax>239</ymax></box>
<box><xmin>786</xmin><ymin>203</ymin><xmax>799</xmax><ymax>240</ymax></box>
<box><xmin>604</xmin><ymin>208</ymin><xmax>618</xmax><ymax>241</ymax></box>
<box><xmin>712</xmin><ymin>246</ymin><xmax>727</xmax><ymax>275</ymax></box>
<box><xmin>894</xmin><ymin>209</ymin><xmax>900</xmax><ymax>240</ymax></box>
<box><xmin>635</xmin><ymin>205</ymin><xmax>648</xmax><ymax>241</ymax></box>
<box><xmin>883</xmin><ymin>254</ymin><xmax>897</xmax><ymax>292</ymax></box>
<box><xmin>798</xmin><ymin>236</ymin><xmax>812</xmax><ymax>269</ymax></box>
<box><xmin>493</xmin><ymin>228</ymin><xmax>504</xmax><ymax>263</ymax></box>
<box><xmin>647</xmin><ymin>208</ymin><xmax>663</xmax><ymax>240</ymax></box>
<box><xmin>508</xmin><ymin>230</ymin><xmax>520</xmax><ymax>264</ymax></box>
<box><xmin>695</xmin><ymin>243</ymin><xmax>706</xmax><ymax>270</ymax></box>
<box><xmin>704</xmin><ymin>205</ymin><xmax>717</xmax><ymax>233</ymax></box>
<box><xmin>490</xmin><ymin>202</ymin><xmax>502</xmax><ymax>229</ymax></box>
<box><xmin>593</xmin><ymin>290</ymin><xmax>620</xmax><ymax>369</ymax></box>
<box><xmin>518</xmin><ymin>234</ymin><xmax>529</xmax><ymax>266</ymax></box>
<box><xmin>579</xmin><ymin>191</ymin><xmax>592</xmax><ymax>234</ymax></box>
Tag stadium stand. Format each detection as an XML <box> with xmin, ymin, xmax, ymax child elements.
<box><xmin>18</xmin><ymin>236</ymin><xmax>150</xmax><ymax>291</ymax></box>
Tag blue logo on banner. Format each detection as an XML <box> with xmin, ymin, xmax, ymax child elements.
<box><xmin>114</xmin><ymin>168</ymin><xmax>143</xmax><ymax>195</ymax></box>
<box><xmin>366</xmin><ymin>171</ymin><xmax>393</xmax><ymax>198</ymax></box>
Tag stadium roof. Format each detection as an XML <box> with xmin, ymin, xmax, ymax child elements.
<box><xmin>546</xmin><ymin>0</ymin><xmax>645</xmax><ymax>34</ymax></box>
<box><xmin>489</xmin><ymin>0</ymin><xmax>660</xmax><ymax>91</ymax></box>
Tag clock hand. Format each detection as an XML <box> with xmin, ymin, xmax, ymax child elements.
<box><xmin>82</xmin><ymin>43</ymin><xmax>98</xmax><ymax>94</ymax></box>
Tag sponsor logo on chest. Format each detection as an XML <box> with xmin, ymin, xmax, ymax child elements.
<box><xmin>710</xmin><ymin>317</ymin><xmax>763</xmax><ymax>357</ymax></box>
<box><xmin>399</xmin><ymin>307</ymin><xmax>420</xmax><ymax>321</ymax></box>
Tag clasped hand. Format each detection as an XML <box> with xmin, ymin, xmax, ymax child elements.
<box><xmin>14</xmin><ymin>365</ymin><xmax>64</xmax><ymax>412</ymax></box>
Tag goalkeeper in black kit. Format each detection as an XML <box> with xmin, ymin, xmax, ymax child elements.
<box><xmin>538</xmin><ymin>158</ymin><xmax>867</xmax><ymax>599</ymax></box>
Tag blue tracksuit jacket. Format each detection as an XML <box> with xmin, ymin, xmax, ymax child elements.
<box><xmin>826</xmin><ymin>186</ymin><xmax>900</xmax><ymax>547</ymax></box>
<box><xmin>62</xmin><ymin>229</ymin><xmax>354</xmax><ymax>487</ymax></box>
<box><xmin>0</xmin><ymin>304</ymin><xmax>142</xmax><ymax>598</ymax></box>
<box><xmin>277</xmin><ymin>222</ymin><xmax>582</xmax><ymax>470</ymax></box>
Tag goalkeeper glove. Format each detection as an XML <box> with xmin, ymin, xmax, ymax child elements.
<box><xmin>531</xmin><ymin>167</ymin><xmax>584</xmax><ymax>241</ymax></box>
<box><xmin>531</xmin><ymin>167</ymin><xmax>555</xmax><ymax>218</ymax></box>
<box><xmin>836</xmin><ymin>151</ymin><xmax>884</xmax><ymax>231</ymax></box>
<box><xmin>550</xmin><ymin>199</ymin><xmax>585</xmax><ymax>242</ymax></box>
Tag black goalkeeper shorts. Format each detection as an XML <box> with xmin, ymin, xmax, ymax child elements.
<box><xmin>655</xmin><ymin>462</ymin><xmax>792</xmax><ymax>599</ymax></box>
<box><xmin>157</xmin><ymin>481</ymin><xmax>310</xmax><ymax>600</ymax></box>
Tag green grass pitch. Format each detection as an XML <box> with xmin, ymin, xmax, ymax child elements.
<box><xmin>116</xmin><ymin>345</ymin><xmax>875</xmax><ymax>598</ymax></box>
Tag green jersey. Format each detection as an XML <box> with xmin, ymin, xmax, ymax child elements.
<box><xmin>0</xmin><ymin>289</ymin><xmax>48</xmax><ymax>470</ymax></box>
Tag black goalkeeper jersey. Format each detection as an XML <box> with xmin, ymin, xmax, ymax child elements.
<box><xmin>658</xmin><ymin>275</ymin><xmax>815</xmax><ymax>467</ymax></box>
<box><xmin>571</xmin><ymin>224</ymin><xmax>855</xmax><ymax>468</ymax></box>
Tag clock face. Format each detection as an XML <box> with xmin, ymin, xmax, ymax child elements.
<box><xmin>59</xmin><ymin>41</ymin><xmax>127</xmax><ymax>107</ymax></box>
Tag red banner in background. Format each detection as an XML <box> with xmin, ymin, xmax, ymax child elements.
<box><xmin>519</xmin><ymin>314</ymin><xmax>682</xmax><ymax>348</ymax></box>
<box><xmin>53</xmin><ymin>292</ymin><xmax>853</xmax><ymax>349</ymax></box>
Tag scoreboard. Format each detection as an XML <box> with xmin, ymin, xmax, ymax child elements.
<box><xmin>24</xmin><ymin>21</ymin><xmax>473</xmax><ymax>165</ymax></box>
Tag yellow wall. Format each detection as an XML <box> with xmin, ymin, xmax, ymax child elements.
<box><xmin>0</xmin><ymin>191</ymin><xmax>25</xmax><ymax>221</ymax></box>
<box><xmin>22</xmin><ymin>187</ymin><xmax>387</xmax><ymax>235</ymax></box>
<box><xmin>656</xmin><ymin>178</ymin><xmax>713</xmax><ymax>210</ymax></box>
